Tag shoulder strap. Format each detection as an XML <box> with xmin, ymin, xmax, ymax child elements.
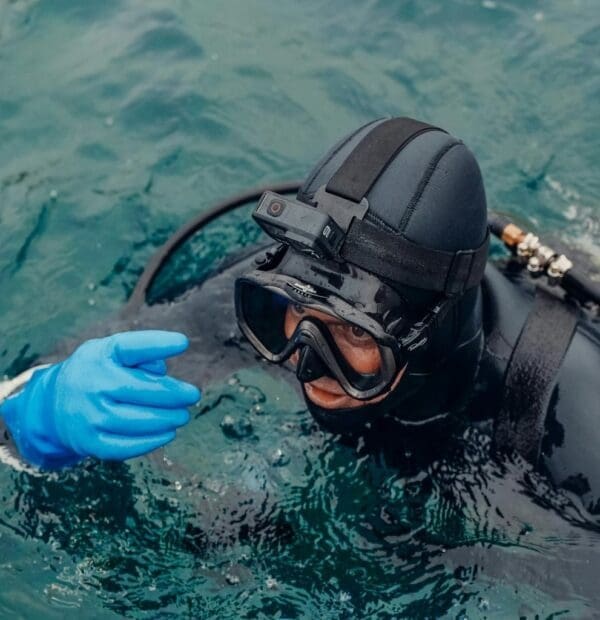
<box><xmin>494</xmin><ymin>287</ymin><xmax>578</xmax><ymax>464</ymax></box>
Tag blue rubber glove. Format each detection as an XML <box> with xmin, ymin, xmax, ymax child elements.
<box><xmin>0</xmin><ymin>331</ymin><xmax>201</xmax><ymax>469</ymax></box>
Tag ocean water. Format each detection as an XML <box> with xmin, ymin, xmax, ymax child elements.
<box><xmin>0</xmin><ymin>0</ymin><xmax>599</xmax><ymax>618</ymax></box>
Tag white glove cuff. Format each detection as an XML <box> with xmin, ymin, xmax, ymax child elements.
<box><xmin>0</xmin><ymin>364</ymin><xmax>52</xmax><ymax>406</ymax></box>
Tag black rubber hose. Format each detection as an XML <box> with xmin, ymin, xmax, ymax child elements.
<box><xmin>122</xmin><ymin>180</ymin><xmax>303</xmax><ymax>317</ymax></box>
<box><xmin>488</xmin><ymin>212</ymin><xmax>512</xmax><ymax>239</ymax></box>
<box><xmin>123</xmin><ymin>181</ymin><xmax>600</xmax><ymax>314</ymax></box>
<box><xmin>563</xmin><ymin>269</ymin><xmax>600</xmax><ymax>306</ymax></box>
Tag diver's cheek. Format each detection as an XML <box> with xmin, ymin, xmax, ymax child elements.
<box><xmin>304</xmin><ymin>383</ymin><xmax>356</xmax><ymax>409</ymax></box>
<box><xmin>289</xmin><ymin>350</ymin><xmax>299</xmax><ymax>367</ymax></box>
<box><xmin>283</xmin><ymin>307</ymin><xmax>299</xmax><ymax>340</ymax></box>
<box><xmin>337</xmin><ymin>341</ymin><xmax>383</xmax><ymax>375</ymax></box>
<box><xmin>304</xmin><ymin>364</ymin><xmax>407</xmax><ymax>410</ymax></box>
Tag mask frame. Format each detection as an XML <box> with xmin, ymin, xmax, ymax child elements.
<box><xmin>235</xmin><ymin>267</ymin><xmax>457</xmax><ymax>400</ymax></box>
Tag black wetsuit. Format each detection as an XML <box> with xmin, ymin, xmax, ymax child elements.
<box><xmin>477</xmin><ymin>263</ymin><xmax>600</xmax><ymax>513</ymax></box>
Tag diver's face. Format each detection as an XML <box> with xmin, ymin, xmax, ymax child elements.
<box><xmin>283</xmin><ymin>304</ymin><xmax>405</xmax><ymax>409</ymax></box>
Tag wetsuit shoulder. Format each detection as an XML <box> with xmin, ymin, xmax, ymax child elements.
<box><xmin>473</xmin><ymin>263</ymin><xmax>532</xmax><ymax>416</ymax></box>
<box><xmin>479</xmin><ymin>262</ymin><xmax>600</xmax><ymax>513</ymax></box>
<box><xmin>542</xmin><ymin>316</ymin><xmax>600</xmax><ymax>513</ymax></box>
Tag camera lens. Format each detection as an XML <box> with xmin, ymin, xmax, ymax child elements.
<box><xmin>267</xmin><ymin>199</ymin><xmax>285</xmax><ymax>217</ymax></box>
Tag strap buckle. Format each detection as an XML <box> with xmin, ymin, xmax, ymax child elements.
<box><xmin>444</xmin><ymin>249</ymin><xmax>474</xmax><ymax>295</ymax></box>
<box><xmin>444</xmin><ymin>231</ymin><xmax>490</xmax><ymax>295</ymax></box>
<box><xmin>313</xmin><ymin>185</ymin><xmax>369</xmax><ymax>233</ymax></box>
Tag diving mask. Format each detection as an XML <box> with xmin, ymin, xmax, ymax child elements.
<box><xmin>234</xmin><ymin>249</ymin><xmax>456</xmax><ymax>400</ymax></box>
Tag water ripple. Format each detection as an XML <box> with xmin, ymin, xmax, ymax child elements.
<box><xmin>1</xmin><ymin>0</ymin><xmax>599</xmax><ymax>616</ymax></box>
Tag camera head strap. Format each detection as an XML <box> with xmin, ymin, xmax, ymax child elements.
<box><xmin>253</xmin><ymin>117</ymin><xmax>490</xmax><ymax>296</ymax></box>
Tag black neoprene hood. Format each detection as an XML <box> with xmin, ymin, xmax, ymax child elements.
<box><xmin>288</xmin><ymin>117</ymin><xmax>489</xmax><ymax>430</ymax></box>
<box><xmin>298</xmin><ymin>117</ymin><xmax>489</xmax><ymax>300</ymax></box>
<box><xmin>233</xmin><ymin>117</ymin><xmax>489</xmax><ymax>431</ymax></box>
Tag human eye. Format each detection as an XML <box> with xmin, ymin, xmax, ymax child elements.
<box><xmin>336</xmin><ymin>323</ymin><xmax>372</xmax><ymax>346</ymax></box>
<box><xmin>290</xmin><ymin>303</ymin><xmax>306</xmax><ymax>316</ymax></box>
<box><xmin>350</xmin><ymin>325</ymin><xmax>368</xmax><ymax>339</ymax></box>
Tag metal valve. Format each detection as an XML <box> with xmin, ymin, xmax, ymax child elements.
<box><xmin>527</xmin><ymin>244</ymin><xmax>557</xmax><ymax>275</ymax></box>
<box><xmin>547</xmin><ymin>255</ymin><xmax>574</xmax><ymax>283</ymax></box>
<box><xmin>489</xmin><ymin>213</ymin><xmax>598</xmax><ymax>305</ymax></box>
<box><xmin>517</xmin><ymin>233</ymin><xmax>540</xmax><ymax>259</ymax></box>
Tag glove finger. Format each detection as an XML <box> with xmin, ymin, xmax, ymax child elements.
<box><xmin>136</xmin><ymin>359</ymin><xmax>167</xmax><ymax>376</ymax></box>
<box><xmin>112</xmin><ymin>331</ymin><xmax>190</xmax><ymax>368</ymax></box>
<box><xmin>92</xmin><ymin>431</ymin><xmax>176</xmax><ymax>461</ymax></box>
<box><xmin>109</xmin><ymin>369</ymin><xmax>201</xmax><ymax>408</ymax></box>
<box><xmin>97</xmin><ymin>403</ymin><xmax>190</xmax><ymax>436</ymax></box>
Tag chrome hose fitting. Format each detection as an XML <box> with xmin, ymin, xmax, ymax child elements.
<box><xmin>517</xmin><ymin>233</ymin><xmax>540</xmax><ymax>259</ymax></box>
<box><xmin>547</xmin><ymin>255</ymin><xmax>574</xmax><ymax>284</ymax></box>
<box><xmin>527</xmin><ymin>244</ymin><xmax>557</xmax><ymax>275</ymax></box>
<box><xmin>516</xmin><ymin>233</ymin><xmax>568</xmax><ymax>280</ymax></box>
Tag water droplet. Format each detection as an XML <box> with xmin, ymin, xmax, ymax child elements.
<box><xmin>482</xmin><ymin>0</ymin><xmax>496</xmax><ymax>8</ymax></box>
<box><xmin>565</xmin><ymin>204</ymin><xmax>578</xmax><ymax>220</ymax></box>
<box><xmin>211</xmin><ymin>53</ymin><xmax>219</xmax><ymax>61</ymax></box>
<box><xmin>271</xmin><ymin>448</ymin><xmax>290</xmax><ymax>467</ymax></box>
<box><xmin>87</xmin><ymin>282</ymin><xmax>96</xmax><ymax>291</ymax></box>
<box><xmin>265</xmin><ymin>576</ymin><xmax>278</xmax><ymax>590</ymax></box>
<box><xmin>220</xmin><ymin>415</ymin><xmax>254</xmax><ymax>439</ymax></box>
<box><xmin>339</xmin><ymin>591</ymin><xmax>351</xmax><ymax>603</ymax></box>
<box><xmin>534</xmin><ymin>11</ymin><xmax>544</xmax><ymax>21</ymax></box>
<box><xmin>49</xmin><ymin>189</ymin><xmax>58</xmax><ymax>200</ymax></box>
<box><xmin>221</xmin><ymin>414</ymin><xmax>235</xmax><ymax>427</ymax></box>
<box><xmin>104</xmin><ymin>116</ymin><xmax>114</xmax><ymax>127</ymax></box>
<box><xmin>88</xmin><ymin>298</ymin><xmax>96</xmax><ymax>306</ymax></box>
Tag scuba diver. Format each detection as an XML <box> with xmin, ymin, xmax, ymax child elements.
<box><xmin>1</xmin><ymin>117</ymin><xmax>599</xmax><ymax>512</ymax></box>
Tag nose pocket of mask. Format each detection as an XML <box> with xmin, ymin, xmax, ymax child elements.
<box><xmin>296</xmin><ymin>345</ymin><xmax>329</xmax><ymax>383</ymax></box>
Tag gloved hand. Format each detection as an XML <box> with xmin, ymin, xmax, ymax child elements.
<box><xmin>0</xmin><ymin>331</ymin><xmax>201</xmax><ymax>469</ymax></box>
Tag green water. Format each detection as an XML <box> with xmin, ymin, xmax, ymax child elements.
<box><xmin>1</xmin><ymin>0</ymin><xmax>599</xmax><ymax>617</ymax></box>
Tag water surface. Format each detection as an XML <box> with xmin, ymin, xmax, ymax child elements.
<box><xmin>1</xmin><ymin>1</ymin><xmax>599</xmax><ymax>617</ymax></box>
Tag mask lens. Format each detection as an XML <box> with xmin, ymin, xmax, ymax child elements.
<box><xmin>284</xmin><ymin>305</ymin><xmax>381</xmax><ymax>375</ymax></box>
<box><xmin>290</xmin><ymin>311</ymin><xmax>399</xmax><ymax>397</ymax></box>
<box><xmin>238</xmin><ymin>281</ymin><xmax>290</xmax><ymax>355</ymax></box>
<box><xmin>327</xmin><ymin>322</ymin><xmax>381</xmax><ymax>375</ymax></box>
<box><xmin>237</xmin><ymin>278</ymin><xmax>399</xmax><ymax>399</ymax></box>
